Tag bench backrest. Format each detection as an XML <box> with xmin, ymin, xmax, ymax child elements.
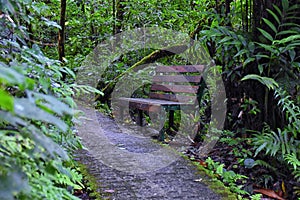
<box><xmin>149</xmin><ymin>65</ymin><xmax>205</xmax><ymax>104</ymax></box>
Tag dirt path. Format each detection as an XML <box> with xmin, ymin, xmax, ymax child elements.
<box><xmin>75</xmin><ymin>105</ymin><xmax>228</xmax><ymax>200</ymax></box>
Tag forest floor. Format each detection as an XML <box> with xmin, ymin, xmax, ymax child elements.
<box><xmin>74</xmin><ymin>104</ymin><xmax>236</xmax><ymax>200</ymax></box>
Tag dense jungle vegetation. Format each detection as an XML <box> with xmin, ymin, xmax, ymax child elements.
<box><xmin>0</xmin><ymin>0</ymin><xmax>299</xmax><ymax>199</ymax></box>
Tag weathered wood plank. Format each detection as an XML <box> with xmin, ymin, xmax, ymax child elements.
<box><xmin>152</xmin><ymin>75</ymin><xmax>202</xmax><ymax>83</ymax></box>
<box><xmin>156</xmin><ymin>65</ymin><xmax>205</xmax><ymax>73</ymax></box>
<box><xmin>149</xmin><ymin>93</ymin><xmax>197</xmax><ymax>103</ymax></box>
<box><xmin>150</xmin><ymin>84</ymin><xmax>199</xmax><ymax>93</ymax></box>
<box><xmin>118</xmin><ymin>97</ymin><xmax>195</xmax><ymax>105</ymax></box>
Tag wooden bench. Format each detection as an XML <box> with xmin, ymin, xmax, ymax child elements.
<box><xmin>117</xmin><ymin>65</ymin><xmax>205</xmax><ymax>140</ymax></box>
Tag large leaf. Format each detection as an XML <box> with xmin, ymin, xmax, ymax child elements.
<box><xmin>243</xmin><ymin>57</ymin><xmax>255</xmax><ymax>67</ymax></box>
<box><xmin>27</xmin><ymin>125</ymin><xmax>69</xmax><ymax>159</ymax></box>
<box><xmin>274</xmin><ymin>35</ymin><xmax>300</xmax><ymax>44</ymax></box>
<box><xmin>254</xmin><ymin>142</ymin><xmax>267</xmax><ymax>157</ymax></box>
<box><xmin>258</xmin><ymin>28</ymin><xmax>274</xmax><ymax>42</ymax></box>
<box><xmin>41</xmin><ymin>17</ymin><xmax>61</xmax><ymax>29</ymax></box>
<box><xmin>28</xmin><ymin>91</ymin><xmax>73</xmax><ymax>116</ymax></box>
<box><xmin>0</xmin><ymin>111</ymin><xmax>27</xmax><ymax>127</ymax></box>
<box><xmin>256</xmin><ymin>43</ymin><xmax>275</xmax><ymax>53</ymax></box>
<box><xmin>262</xmin><ymin>18</ymin><xmax>277</xmax><ymax>34</ymax></box>
<box><xmin>0</xmin><ymin>171</ymin><xmax>30</xmax><ymax>200</ymax></box>
<box><xmin>273</xmin><ymin>4</ymin><xmax>283</xmax><ymax>18</ymax></box>
<box><xmin>0</xmin><ymin>89</ymin><xmax>14</xmax><ymax>111</ymax></box>
<box><xmin>276</xmin><ymin>30</ymin><xmax>299</xmax><ymax>37</ymax></box>
<box><xmin>14</xmin><ymin>98</ymin><xmax>68</xmax><ymax>132</ymax></box>
<box><xmin>266</xmin><ymin>9</ymin><xmax>280</xmax><ymax>25</ymax></box>
<box><xmin>0</xmin><ymin>0</ymin><xmax>15</xmax><ymax>14</ymax></box>
<box><xmin>282</xmin><ymin>0</ymin><xmax>289</xmax><ymax>11</ymax></box>
<box><xmin>0</xmin><ymin>112</ymin><xmax>68</xmax><ymax>159</ymax></box>
<box><xmin>241</xmin><ymin>74</ymin><xmax>279</xmax><ymax>90</ymax></box>
<box><xmin>0</xmin><ymin>64</ymin><xmax>25</xmax><ymax>85</ymax></box>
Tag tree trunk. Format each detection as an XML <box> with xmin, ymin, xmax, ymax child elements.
<box><xmin>58</xmin><ymin>0</ymin><xmax>66</xmax><ymax>64</ymax></box>
<box><xmin>252</xmin><ymin>0</ymin><xmax>262</xmax><ymax>41</ymax></box>
<box><xmin>114</xmin><ymin>0</ymin><xmax>125</xmax><ymax>35</ymax></box>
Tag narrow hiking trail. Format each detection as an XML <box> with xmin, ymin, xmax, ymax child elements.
<box><xmin>75</xmin><ymin>105</ymin><xmax>227</xmax><ymax>200</ymax></box>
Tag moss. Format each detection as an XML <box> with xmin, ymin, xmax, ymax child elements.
<box><xmin>76</xmin><ymin>162</ymin><xmax>102</xmax><ymax>200</ymax></box>
<box><xmin>150</xmin><ymin>144</ymin><xmax>238</xmax><ymax>199</ymax></box>
<box><xmin>181</xmin><ymin>155</ymin><xmax>238</xmax><ymax>200</ymax></box>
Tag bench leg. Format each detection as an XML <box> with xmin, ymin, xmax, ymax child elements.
<box><xmin>137</xmin><ymin>109</ymin><xmax>143</xmax><ymax>126</ymax></box>
<box><xmin>119</xmin><ymin>106</ymin><xmax>124</xmax><ymax>122</ymax></box>
<box><xmin>168</xmin><ymin>110</ymin><xmax>174</xmax><ymax>131</ymax></box>
<box><xmin>159</xmin><ymin>107</ymin><xmax>166</xmax><ymax>141</ymax></box>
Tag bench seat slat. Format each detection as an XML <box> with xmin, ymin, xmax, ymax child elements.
<box><xmin>118</xmin><ymin>97</ymin><xmax>195</xmax><ymax>106</ymax></box>
<box><xmin>150</xmin><ymin>84</ymin><xmax>198</xmax><ymax>93</ymax></box>
<box><xmin>153</xmin><ymin>75</ymin><xmax>201</xmax><ymax>83</ymax></box>
<box><xmin>149</xmin><ymin>93</ymin><xmax>197</xmax><ymax>103</ymax></box>
<box><xmin>156</xmin><ymin>65</ymin><xmax>205</xmax><ymax>73</ymax></box>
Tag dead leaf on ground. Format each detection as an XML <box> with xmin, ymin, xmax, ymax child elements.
<box><xmin>253</xmin><ymin>188</ymin><xmax>285</xmax><ymax>200</ymax></box>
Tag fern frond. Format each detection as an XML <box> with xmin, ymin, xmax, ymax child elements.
<box><xmin>253</xmin><ymin>124</ymin><xmax>299</xmax><ymax>158</ymax></box>
<box><xmin>254</xmin><ymin>159</ymin><xmax>277</xmax><ymax>172</ymax></box>
<box><xmin>284</xmin><ymin>153</ymin><xmax>300</xmax><ymax>171</ymax></box>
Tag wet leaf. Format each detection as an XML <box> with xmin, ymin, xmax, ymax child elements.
<box><xmin>253</xmin><ymin>188</ymin><xmax>285</xmax><ymax>200</ymax></box>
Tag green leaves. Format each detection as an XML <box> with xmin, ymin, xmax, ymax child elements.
<box><xmin>31</xmin><ymin>92</ymin><xmax>74</xmax><ymax>116</ymax></box>
<box><xmin>14</xmin><ymin>98</ymin><xmax>68</xmax><ymax>131</ymax></box>
<box><xmin>262</xmin><ymin>18</ymin><xmax>277</xmax><ymax>34</ymax></box>
<box><xmin>0</xmin><ymin>64</ymin><xmax>26</xmax><ymax>86</ymax></box>
<box><xmin>258</xmin><ymin>28</ymin><xmax>273</xmax><ymax>42</ymax></box>
<box><xmin>252</xmin><ymin>126</ymin><xmax>297</xmax><ymax>157</ymax></box>
<box><xmin>252</xmin><ymin>87</ymin><xmax>300</xmax><ymax>185</ymax></box>
<box><xmin>0</xmin><ymin>89</ymin><xmax>14</xmax><ymax>111</ymax></box>
<box><xmin>0</xmin><ymin>171</ymin><xmax>30</xmax><ymax>200</ymax></box>
<box><xmin>0</xmin><ymin>4</ymin><xmax>86</xmax><ymax>197</ymax></box>
<box><xmin>273</xmin><ymin>35</ymin><xmax>300</xmax><ymax>45</ymax></box>
<box><xmin>284</xmin><ymin>153</ymin><xmax>300</xmax><ymax>171</ymax></box>
<box><xmin>241</xmin><ymin>74</ymin><xmax>279</xmax><ymax>90</ymax></box>
<box><xmin>254</xmin><ymin>0</ymin><xmax>300</xmax><ymax>80</ymax></box>
<box><xmin>41</xmin><ymin>17</ymin><xmax>61</xmax><ymax>29</ymax></box>
<box><xmin>0</xmin><ymin>0</ymin><xmax>15</xmax><ymax>14</ymax></box>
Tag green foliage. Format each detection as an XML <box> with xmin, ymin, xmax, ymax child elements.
<box><xmin>252</xmin><ymin>88</ymin><xmax>300</xmax><ymax>185</ymax></box>
<box><xmin>250</xmin><ymin>194</ymin><xmax>263</xmax><ymax>200</ymax></box>
<box><xmin>284</xmin><ymin>153</ymin><xmax>300</xmax><ymax>172</ymax></box>
<box><xmin>205</xmin><ymin>157</ymin><xmax>249</xmax><ymax>195</ymax></box>
<box><xmin>241</xmin><ymin>75</ymin><xmax>278</xmax><ymax>90</ymax></box>
<box><xmin>240</xmin><ymin>97</ymin><xmax>260</xmax><ymax>115</ymax></box>
<box><xmin>0</xmin><ymin>0</ymin><xmax>91</xmax><ymax>199</ymax></box>
<box><xmin>275</xmin><ymin>89</ymin><xmax>300</xmax><ymax>136</ymax></box>
<box><xmin>253</xmin><ymin>124</ymin><xmax>299</xmax><ymax>157</ymax></box>
<box><xmin>201</xmin><ymin>26</ymin><xmax>254</xmax><ymax>71</ymax></box>
<box><xmin>254</xmin><ymin>0</ymin><xmax>300</xmax><ymax>79</ymax></box>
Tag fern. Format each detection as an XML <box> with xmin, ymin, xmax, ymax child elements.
<box><xmin>253</xmin><ymin>87</ymin><xmax>300</xmax><ymax>157</ymax></box>
<box><xmin>253</xmin><ymin>159</ymin><xmax>277</xmax><ymax>172</ymax></box>
<box><xmin>284</xmin><ymin>153</ymin><xmax>300</xmax><ymax>182</ymax></box>
<box><xmin>284</xmin><ymin>153</ymin><xmax>300</xmax><ymax>170</ymax></box>
<box><xmin>275</xmin><ymin>88</ymin><xmax>300</xmax><ymax>138</ymax></box>
<box><xmin>253</xmin><ymin>125</ymin><xmax>299</xmax><ymax>157</ymax></box>
<box><xmin>253</xmin><ymin>86</ymin><xmax>300</xmax><ymax>189</ymax></box>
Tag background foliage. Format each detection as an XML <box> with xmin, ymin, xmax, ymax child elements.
<box><xmin>1</xmin><ymin>0</ymin><xmax>88</xmax><ymax>199</ymax></box>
